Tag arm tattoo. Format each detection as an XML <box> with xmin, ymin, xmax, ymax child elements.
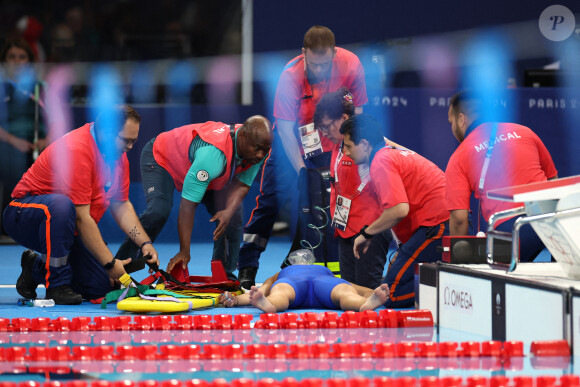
<box><xmin>129</xmin><ymin>227</ymin><xmax>140</xmax><ymax>241</ymax></box>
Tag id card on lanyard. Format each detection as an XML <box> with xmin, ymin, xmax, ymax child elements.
<box><xmin>299</xmin><ymin>122</ymin><xmax>323</xmax><ymax>158</ymax></box>
<box><xmin>331</xmin><ymin>147</ymin><xmax>371</xmax><ymax>231</ymax></box>
<box><xmin>298</xmin><ymin>75</ymin><xmax>326</xmax><ymax>159</ymax></box>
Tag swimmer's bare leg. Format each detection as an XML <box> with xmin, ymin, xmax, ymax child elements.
<box><xmin>331</xmin><ymin>283</ymin><xmax>389</xmax><ymax>311</ymax></box>
<box><xmin>249</xmin><ymin>283</ymin><xmax>295</xmax><ymax>313</ymax></box>
<box><xmin>360</xmin><ymin>283</ymin><xmax>389</xmax><ymax>311</ymax></box>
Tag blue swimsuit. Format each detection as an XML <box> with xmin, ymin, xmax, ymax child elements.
<box><xmin>272</xmin><ymin>265</ymin><xmax>349</xmax><ymax>309</ymax></box>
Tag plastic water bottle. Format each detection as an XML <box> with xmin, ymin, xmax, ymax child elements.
<box><xmin>18</xmin><ymin>299</ymin><xmax>55</xmax><ymax>307</ymax></box>
<box><xmin>34</xmin><ymin>299</ymin><xmax>55</xmax><ymax>307</ymax></box>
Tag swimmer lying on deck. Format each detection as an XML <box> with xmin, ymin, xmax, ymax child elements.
<box><xmin>220</xmin><ymin>264</ymin><xmax>388</xmax><ymax>313</ymax></box>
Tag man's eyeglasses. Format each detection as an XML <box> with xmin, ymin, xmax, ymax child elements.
<box><xmin>117</xmin><ymin>135</ymin><xmax>138</xmax><ymax>146</ymax></box>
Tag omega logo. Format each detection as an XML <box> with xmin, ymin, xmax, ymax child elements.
<box><xmin>443</xmin><ymin>286</ymin><xmax>473</xmax><ymax>310</ymax></box>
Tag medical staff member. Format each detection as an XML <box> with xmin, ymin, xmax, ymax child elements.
<box><xmin>238</xmin><ymin>25</ymin><xmax>368</xmax><ymax>289</ymax></box>
<box><xmin>115</xmin><ymin>116</ymin><xmax>272</xmax><ymax>280</ymax></box>
<box><xmin>445</xmin><ymin>91</ymin><xmax>557</xmax><ymax>261</ymax></box>
<box><xmin>314</xmin><ymin>88</ymin><xmax>394</xmax><ymax>289</ymax></box>
<box><xmin>340</xmin><ymin>114</ymin><xmax>449</xmax><ymax>308</ymax></box>
<box><xmin>4</xmin><ymin>105</ymin><xmax>159</xmax><ymax>304</ymax></box>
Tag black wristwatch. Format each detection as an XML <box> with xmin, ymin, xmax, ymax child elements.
<box><xmin>359</xmin><ymin>225</ymin><xmax>373</xmax><ymax>239</ymax></box>
<box><xmin>103</xmin><ymin>258</ymin><xmax>116</xmax><ymax>270</ymax></box>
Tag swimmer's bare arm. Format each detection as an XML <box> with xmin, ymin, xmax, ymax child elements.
<box><xmin>220</xmin><ymin>272</ymin><xmax>280</xmax><ymax>307</ymax></box>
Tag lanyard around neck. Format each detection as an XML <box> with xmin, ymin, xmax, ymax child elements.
<box><xmin>334</xmin><ymin>144</ymin><xmax>371</xmax><ymax>196</ymax></box>
<box><xmin>477</xmin><ymin>123</ymin><xmax>499</xmax><ymax>194</ymax></box>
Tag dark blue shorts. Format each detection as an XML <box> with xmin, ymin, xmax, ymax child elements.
<box><xmin>272</xmin><ymin>265</ymin><xmax>349</xmax><ymax>309</ymax></box>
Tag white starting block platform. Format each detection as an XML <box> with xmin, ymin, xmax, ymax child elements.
<box><xmin>487</xmin><ymin>175</ymin><xmax>580</xmax><ymax>277</ymax></box>
<box><xmin>418</xmin><ymin>262</ymin><xmax>580</xmax><ymax>354</ymax></box>
<box><xmin>418</xmin><ymin>175</ymin><xmax>580</xmax><ymax>354</ymax></box>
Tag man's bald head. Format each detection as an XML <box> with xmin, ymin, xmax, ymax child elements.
<box><xmin>237</xmin><ymin>115</ymin><xmax>273</xmax><ymax>165</ymax></box>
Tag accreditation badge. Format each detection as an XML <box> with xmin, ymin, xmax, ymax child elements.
<box><xmin>299</xmin><ymin>122</ymin><xmax>323</xmax><ymax>159</ymax></box>
<box><xmin>331</xmin><ymin>195</ymin><xmax>351</xmax><ymax>231</ymax></box>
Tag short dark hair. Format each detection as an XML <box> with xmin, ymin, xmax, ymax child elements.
<box><xmin>339</xmin><ymin>113</ymin><xmax>384</xmax><ymax>146</ymax></box>
<box><xmin>1</xmin><ymin>39</ymin><xmax>35</xmax><ymax>63</ymax></box>
<box><xmin>450</xmin><ymin>90</ymin><xmax>507</xmax><ymax>122</ymax></box>
<box><xmin>303</xmin><ymin>26</ymin><xmax>335</xmax><ymax>53</ymax></box>
<box><xmin>449</xmin><ymin>90</ymin><xmax>480</xmax><ymax>118</ymax></box>
<box><xmin>121</xmin><ymin>105</ymin><xmax>141</xmax><ymax>124</ymax></box>
<box><xmin>95</xmin><ymin>105</ymin><xmax>141</xmax><ymax>134</ymax></box>
<box><xmin>313</xmin><ymin>87</ymin><xmax>355</xmax><ymax>128</ymax></box>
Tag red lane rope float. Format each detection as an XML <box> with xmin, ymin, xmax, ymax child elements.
<box><xmin>0</xmin><ymin>310</ymin><xmax>433</xmax><ymax>332</ymax></box>
<box><xmin>0</xmin><ymin>340</ymin><xmax>531</xmax><ymax>362</ymax></box>
<box><xmin>0</xmin><ymin>375</ymin><xmax>579</xmax><ymax>387</ymax></box>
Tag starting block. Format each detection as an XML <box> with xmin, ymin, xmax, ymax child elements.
<box><xmin>418</xmin><ymin>176</ymin><xmax>580</xmax><ymax>351</ymax></box>
<box><xmin>486</xmin><ymin>175</ymin><xmax>580</xmax><ymax>278</ymax></box>
<box><xmin>442</xmin><ymin>236</ymin><xmax>511</xmax><ymax>264</ymax></box>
